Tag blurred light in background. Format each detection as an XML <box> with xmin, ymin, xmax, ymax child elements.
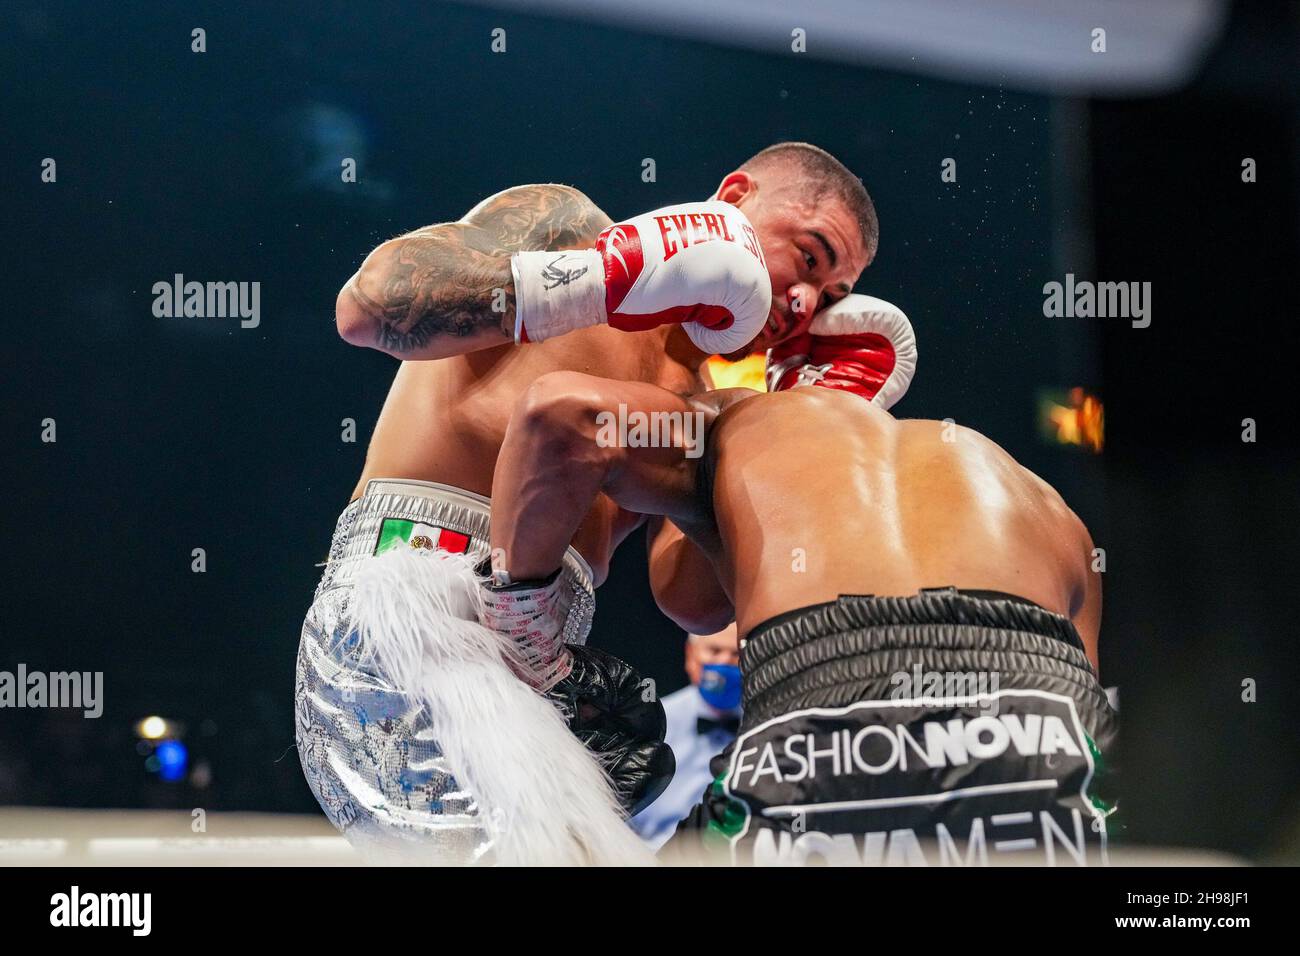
<box><xmin>706</xmin><ymin>353</ymin><xmax>766</xmax><ymax>391</ymax></box>
<box><xmin>1039</xmin><ymin>387</ymin><xmax>1104</xmax><ymax>453</ymax></box>
<box><xmin>154</xmin><ymin>740</ymin><xmax>189</xmax><ymax>783</ymax></box>
<box><xmin>280</xmin><ymin>102</ymin><xmax>394</xmax><ymax>202</ymax></box>
<box><xmin>135</xmin><ymin>715</ymin><xmax>171</xmax><ymax>740</ymax></box>
<box><xmin>190</xmin><ymin>759</ymin><xmax>213</xmax><ymax>789</ymax></box>
<box><xmin>467</xmin><ymin>0</ymin><xmax>1226</xmax><ymax>94</ymax></box>
<box><xmin>135</xmin><ymin>715</ymin><xmax>191</xmax><ymax>783</ymax></box>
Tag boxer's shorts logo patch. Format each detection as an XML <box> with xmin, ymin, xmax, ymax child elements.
<box><xmin>375</xmin><ymin>517</ymin><xmax>470</xmax><ymax>556</ymax></box>
<box><xmin>721</xmin><ymin>689</ymin><xmax>1110</xmax><ymax>866</ymax></box>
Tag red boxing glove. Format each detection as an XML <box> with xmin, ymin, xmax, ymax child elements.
<box><xmin>511</xmin><ymin>200</ymin><xmax>772</xmax><ymax>355</ymax></box>
<box><xmin>765</xmin><ymin>294</ymin><xmax>917</xmax><ymax>410</ymax></box>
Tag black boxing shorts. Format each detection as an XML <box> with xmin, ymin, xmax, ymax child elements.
<box><xmin>668</xmin><ymin>588</ymin><xmax>1119</xmax><ymax>866</ymax></box>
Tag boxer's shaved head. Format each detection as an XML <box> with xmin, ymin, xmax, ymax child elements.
<box><xmin>740</xmin><ymin>142</ymin><xmax>878</xmax><ymax>259</ymax></box>
<box><xmin>717</xmin><ymin>142</ymin><xmax>878</xmax><ymax>352</ymax></box>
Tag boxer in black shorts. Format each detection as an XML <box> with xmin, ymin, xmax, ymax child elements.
<box><xmin>485</xmin><ymin>353</ymin><xmax>1118</xmax><ymax>865</ymax></box>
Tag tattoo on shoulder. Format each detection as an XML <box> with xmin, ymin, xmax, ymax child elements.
<box><xmin>465</xmin><ymin>184</ymin><xmax>613</xmax><ymax>252</ymax></box>
<box><xmin>357</xmin><ymin>184</ymin><xmax>611</xmax><ymax>354</ymax></box>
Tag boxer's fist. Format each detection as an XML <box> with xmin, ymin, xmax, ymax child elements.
<box><xmin>511</xmin><ymin>201</ymin><xmax>772</xmax><ymax>355</ymax></box>
<box><xmin>480</xmin><ymin>570</ymin><xmax>675</xmax><ymax>814</ymax></box>
<box><xmin>765</xmin><ymin>293</ymin><xmax>917</xmax><ymax>410</ymax></box>
<box><xmin>545</xmin><ymin>645</ymin><xmax>675</xmax><ymax>816</ymax></box>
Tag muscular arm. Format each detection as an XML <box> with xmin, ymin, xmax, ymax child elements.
<box><xmin>646</xmin><ymin>517</ymin><xmax>735</xmax><ymax>635</ymax></box>
<box><xmin>489</xmin><ymin>370</ymin><xmax>755</xmax><ymax>587</ymax></box>
<box><xmin>335</xmin><ymin>184</ymin><xmax>612</xmax><ymax>359</ymax></box>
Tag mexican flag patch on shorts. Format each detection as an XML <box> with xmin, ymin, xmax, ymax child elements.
<box><xmin>374</xmin><ymin>518</ymin><xmax>471</xmax><ymax>556</ymax></box>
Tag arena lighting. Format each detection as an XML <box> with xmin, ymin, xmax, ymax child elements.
<box><xmin>1039</xmin><ymin>387</ymin><xmax>1104</xmax><ymax>453</ymax></box>
<box><xmin>464</xmin><ymin>0</ymin><xmax>1226</xmax><ymax>95</ymax></box>
<box><xmin>154</xmin><ymin>740</ymin><xmax>189</xmax><ymax>783</ymax></box>
<box><xmin>135</xmin><ymin>715</ymin><xmax>170</xmax><ymax>740</ymax></box>
<box><xmin>706</xmin><ymin>353</ymin><xmax>766</xmax><ymax>391</ymax></box>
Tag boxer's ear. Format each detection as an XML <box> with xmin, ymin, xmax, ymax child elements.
<box><xmin>714</xmin><ymin>170</ymin><xmax>757</xmax><ymax>206</ymax></box>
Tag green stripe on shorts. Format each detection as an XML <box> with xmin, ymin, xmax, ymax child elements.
<box><xmin>375</xmin><ymin>518</ymin><xmax>414</xmax><ymax>555</ymax></box>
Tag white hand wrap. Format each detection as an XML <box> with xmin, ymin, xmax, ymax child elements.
<box><xmin>510</xmin><ymin>250</ymin><xmax>605</xmax><ymax>344</ymax></box>
<box><xmin>478</xmin><ymin>570</ymin><xmax>575</xmax><ymax>691</ymax></box>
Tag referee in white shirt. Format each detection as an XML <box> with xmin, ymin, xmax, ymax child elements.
<box><xmin>629</xmin><ymin>625</ymin><xmax>742</xmax><ymax>849</ymax></box>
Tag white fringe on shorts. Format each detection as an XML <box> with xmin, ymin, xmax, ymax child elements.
<box><xmin>350</xmin><ymin>546</ymin><xmax>654</xmax><ymax>866</ymax></box>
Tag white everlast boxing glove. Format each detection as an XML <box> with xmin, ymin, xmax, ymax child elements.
<box><xmin>765</xmin><ymin>293</ymin><xmax>918</xmax><ymax>410</ymax></box>
<box><xmin>510</xmin><ymin>200</ymin><xmax>772</xmax><ymax>356</ymax></box>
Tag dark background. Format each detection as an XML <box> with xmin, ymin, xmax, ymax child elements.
<box><xmin>1</xmin><ymin>1</ymin><xmax>1296</xmax><ymax>859</ymax></box>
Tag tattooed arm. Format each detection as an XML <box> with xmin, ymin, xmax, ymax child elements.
<box><xmin>335</xmin><ymin>184</ymin><xmax>613</xmax><ymax>359</ymax></box>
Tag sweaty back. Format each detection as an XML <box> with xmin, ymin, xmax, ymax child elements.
<box><xmin>705</xmin><ymin>388</ymin><xmax>1089</xmax><ymax>639</ymax></box>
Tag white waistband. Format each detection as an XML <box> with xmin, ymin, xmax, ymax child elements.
<box><xmin>329</xmin><ymin>478</ymin><xmax>594</xmax><ymax>587</ymax></box>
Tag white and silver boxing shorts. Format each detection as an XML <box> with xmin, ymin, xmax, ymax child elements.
<box><xmin>293</xmin><ymin>478</ymin><xmax>595</xmax><ymax>862</ymax></box>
